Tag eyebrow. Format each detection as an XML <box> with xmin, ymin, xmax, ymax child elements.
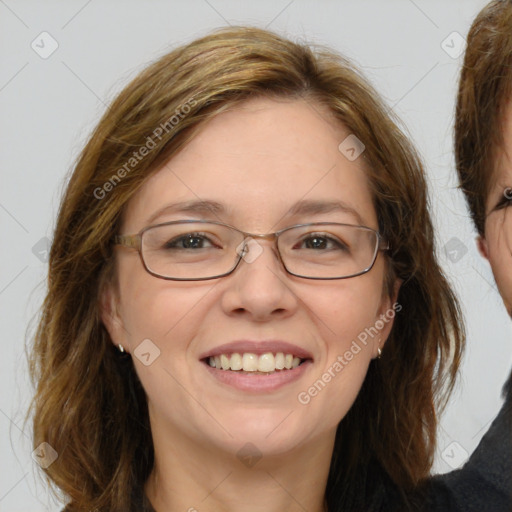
<box><xmin>286</xmin><ymin>199</ymin><xmax>365</xmax><ymax>225</ymax></box>
<box><xmin>144</xmin><ymin>198</ymin><xmax>365</xmax><ymax>227</ymax></box>
<box><xmin>145</xmin><ymin>200</ymin><xmax>226</xmax><ymax>225</ymax></box>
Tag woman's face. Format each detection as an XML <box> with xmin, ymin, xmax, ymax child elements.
<box><xmin>481</xmin><ymin>100</ymin><xmax>512</xmax><ymax>315</ymax></box>
<box><xmin>103</xmin><ymin>97</ymin><xmax>397</xmax><ymax>459</ymax></box>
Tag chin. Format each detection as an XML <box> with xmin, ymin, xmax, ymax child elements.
<box><xmin>223</xmin><ymin>433</ymin><xmax>304</xmax><ymax>463</ymax></box>
<box><xmin>217</xmin><ymin>412</ymin><xmax>313</xmax><ymax>454</ymax></box>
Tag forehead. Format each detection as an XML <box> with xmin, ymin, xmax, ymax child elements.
<box><xmin>122</xmin><ymin>97</ymin><xmax>376</xmax><ymax>232</ymax></box>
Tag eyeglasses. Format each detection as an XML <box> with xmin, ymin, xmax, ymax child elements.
<box><xmin>114</xmin><ymin>220</ymin><xmax>389</xmax><ymax>281</ymax></box>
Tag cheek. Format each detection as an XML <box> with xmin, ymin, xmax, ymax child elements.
<box><xmin>485</xmin><ymin>214</ymin><xmax>512</xmax><ymax>311</ymax></box>
<box><xmin>117</xmin><ymin>259</ymin><xmax>215</xmax><ymax>350</ymax></box>
<box><xmin>116</xmin><ymin>271</ymin><xmax>219</xmax><ymax>428</ymax></box>
<box><xmin>317</xmin><ymin>290</ymin><xmax>378</xmax><ymax>369</ymax></box>
<box><xmin>488</xmin><ymin>242</ymin><xmax>512</xmax><ymax>310</ymax></box>
<box><xmin>307</xmin><ymin>272</ymin><xmax>384</xmax><ymax>352</ymax></box>
<box><xmin>296</xmin><ymin>274</ymin><xmax>384</xmax><ymax>416</ymax></box>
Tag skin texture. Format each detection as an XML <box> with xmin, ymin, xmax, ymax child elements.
<box><xmin>101</xmin><ymin>97</ymin><xmax>398</xmax><ymax>512</ymax></box>
<box><xmin>479</xmin><ymin>101</ymin><xmax>512</xmax><ymax>316</ymax></box>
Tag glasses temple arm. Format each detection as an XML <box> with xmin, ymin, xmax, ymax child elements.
<box><xmin>114</xmin><ymin>234</ymin><xmax>141</xmax><ymax>249</ymax></box>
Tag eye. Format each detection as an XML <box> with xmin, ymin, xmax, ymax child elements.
<box><xmin>296</xmin><ymin>233</ymin><xmax>349</xmax><ymax>251</ymax></box>
<box><xmin>163</xmin><ymin>232</ymin><xmax>217</xmax><ymax>250</ymax></box>
<box><xmin>492</xmin><ymin>188</ymin><xmax>512</xmax><ymax>212</ymax></box>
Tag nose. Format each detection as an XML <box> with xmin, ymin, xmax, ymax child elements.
<box><xmin>219</xmin><ymin>237</ymin><xmax>299</xmax><ymax>321</ymax></box>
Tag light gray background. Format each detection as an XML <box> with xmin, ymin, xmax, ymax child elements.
<box><xmin>1</xmin><ymin>1</ymin><xmax>511</xmax><ymax>510</ymax></box>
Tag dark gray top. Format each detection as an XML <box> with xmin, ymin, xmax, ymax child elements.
<box><xmin>420</xmin><ymin>374</ymin><xmax>512</xmax><ymax>512</ymax></box>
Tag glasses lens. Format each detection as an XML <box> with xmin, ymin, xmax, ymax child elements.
<box><xmin>278</xmin><ymin>224</ymin><xmax>379</xmax><ymax>278</ymax></box>
<box><xmin>141</xmin><ymin>222</ymin><xmax>241</xmax><ymax>279</ymax></box>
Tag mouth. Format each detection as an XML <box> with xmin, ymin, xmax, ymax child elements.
<box><xmin>202</xmin><ymin>351</ymin><xmax>308</xmax><ymax>374</ymax></box>
<box><xmin>199</xmin><ymin>341</ymin><xmax>313</xmax><ymax>391</ymax></box>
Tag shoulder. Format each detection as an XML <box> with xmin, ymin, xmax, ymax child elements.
<box><xmin>421</xmin><ymin>377</ymin><xmax>512</xmax><ymax>511</ymax></box>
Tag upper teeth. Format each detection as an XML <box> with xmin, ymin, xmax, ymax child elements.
<box><xmin>208</xmin><ymin>352</ymin><xmax>302</xmax><ymax>372</ymax></box>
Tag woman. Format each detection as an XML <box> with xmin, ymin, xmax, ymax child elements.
<box><xmin>29</xmin><ymin>27</ymin><xmax>464</xmax><ymax>511</ymax></box>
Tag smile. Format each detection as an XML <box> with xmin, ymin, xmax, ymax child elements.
<box><xmin>207</xmin><ymin>352</ymin><xmax>303</xmax><ymax>373</ymax></box>
<box><xmin>200</xmin><ymin>341</ymin><xmax>313</xmax><ymax>391</ymax></box>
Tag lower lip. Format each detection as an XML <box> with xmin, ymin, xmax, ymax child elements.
<box><xmin>202</xmin><ymin>360</ymin><xmax>312</xmax><ymax>392</ymax></box>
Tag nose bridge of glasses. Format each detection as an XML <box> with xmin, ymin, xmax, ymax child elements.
<box><xmin>234</xmin><ymin>231</ymin><xmax>282</xmax><ymax>265</ymax></box>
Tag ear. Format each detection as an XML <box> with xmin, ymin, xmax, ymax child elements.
<box><xmin>99</xmin><ymin>281</ymin><xmax>130</xmax><ymax>353</ymax></box>
<box><xmin>477</xmin><ymin>235</ymin><xmax>489</xmax><ymax>260</ymax></box>
<box><xmin>374</xmin><ymin>277</ymin><xmax>402</xmax><ymax>358</ymax></box>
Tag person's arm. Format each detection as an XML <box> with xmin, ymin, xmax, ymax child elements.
<box><xmin>423</xmin><ymin>372</ymin><xmax>512</xmax><ymax>511</ymax></box>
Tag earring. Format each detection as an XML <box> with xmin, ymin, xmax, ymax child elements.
<box><xmin>118</xmin><ymin>344</ymin><xmax>125</xmax><ymax>353</ymax></box>
<box><xmin>377</xmin><ymin>347</ymin><xmax>382</xmax><ymax>359</ymax></box>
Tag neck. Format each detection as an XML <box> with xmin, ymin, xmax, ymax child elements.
<box><xmin>144</xmin><ymin>421</ymin><xmax>334</xmax><ymax>512</ymax></box>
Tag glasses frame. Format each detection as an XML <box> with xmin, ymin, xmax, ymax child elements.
<box><xmin>114</xmin><ymin>219</ymin><xmax>390</xmax><ymax>281</ymax></box>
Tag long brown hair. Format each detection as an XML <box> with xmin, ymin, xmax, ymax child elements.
<box><xmin>455</xmin><ymin>0</ymin><xmax>512</xmax><ymax>235</ymax></box>
<box><xmin>28</xmin><ymin>26</ymin><xmax>464</xmax><ymax>511</ymax></box>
